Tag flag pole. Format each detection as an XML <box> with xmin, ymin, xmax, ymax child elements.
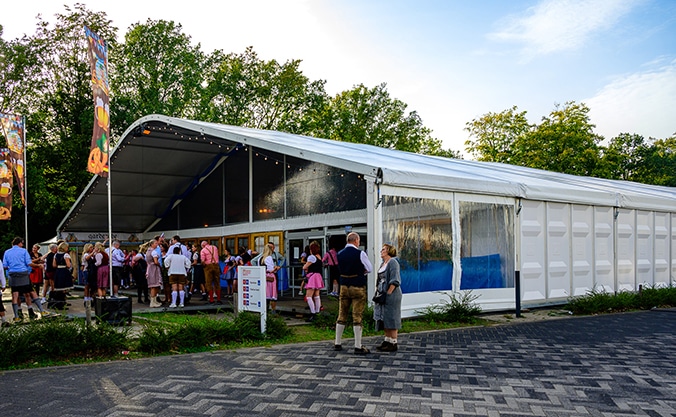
<box><xmin>23</xmin><ymin>115</ymin><xmax>28</xmax><ymax>246</ymax></box>
<box><xmin>108</xmin><ymin>144</ymin><xmax>113</xmax><ymax>297</ymax></box>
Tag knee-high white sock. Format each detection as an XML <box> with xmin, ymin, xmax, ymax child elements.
<box><xmin>335</xmin><ymin>323</ymin><xmax>345</xmax><ymax>345</ymax></box>
<box><xmin>313</xmin><ymin>296</ymin><xmax>321</xmax><ymax>311</ymax></box>
<box><xmin>171</xmin><ymin>291</ymin><xmax>178</xmax><ymax>305</ymax></box>
<box><xmin>354</xmin><ymin>325</ymin><xmax>363</xmax><ymax>348</ymax></box>
<box><xmin>179</xmin><ymin>291</ymin><xmax>185</xmax><ymax>304</ymax></box>
<box><xmin>306</xmin><ymin>297</ymin><xmax>315</xmax><ymax>314</ymax></box>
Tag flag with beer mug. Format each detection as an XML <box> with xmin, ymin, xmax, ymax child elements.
<box><xmin>84</xmin><ymin>26</ymin><xmax>110</xmax><ymax>177</ymax></box>
<box><xmin>0</xmin><ymin>112</ymin><xmax>26</xmax><ymax>205</ymax></box>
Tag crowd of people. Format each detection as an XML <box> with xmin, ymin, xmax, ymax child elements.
<box><xmin>1</xmin><ymin>231</ymin><xmax>405</xmax><ymax>355</ymax></box>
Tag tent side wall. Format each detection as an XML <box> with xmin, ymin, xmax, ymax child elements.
<box><xmin>519</xmin><ymin>200</ymin><xmax>676</xmax><ymax>311</ymax></box>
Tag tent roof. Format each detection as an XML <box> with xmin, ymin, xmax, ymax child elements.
<box><xmin>58</xmin><ymin>114</ymin><xmax>676</xmax><ymax>235</ymax></box>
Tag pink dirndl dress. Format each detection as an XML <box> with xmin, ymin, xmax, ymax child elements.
<box><xmin>265</xmin><ymin>275</ymin><xmax>278</xmax><ymax>301</ymax></box>
<box><xmin>263</xmin><ymin>255</ymin><xmax>278</xmax><ymax>301</ymax></box>
<box><xmin>304</xmin><ymin>255</ymin><xmax>325</xmax><ymax>289</ymax></box>
<box><xmin>97</xmin><ymin>253</ymin><xmax>110</xmax><ymax>289</ymax></box>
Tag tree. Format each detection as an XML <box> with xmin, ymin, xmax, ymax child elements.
<box><xmin>110</xmin><ymin>19</ymin><xmax>206</xmax><ymax>128</ymax></box>
<box><xmin>198</xmin><ymin>46</ymin><xmax>328</xmax><ymax>134</ymax></box>
<box><xmin>0</xmin><ymin>4</ymin><xmax>117</xmax><ymax>244</ymax></box>
<box><xmin>511</xmin><ymin>101</ymin><xmax>603</xmax><ymax>176</ymax></box>
<box><xmin>464</xmin><ymin>106</ymin><xmax>532</xmax><ymax>163</ymax></box>
<box><xmin>631</xmin><ymin>135</ymin><xmax>676</xmax><ymax>186</ymax></box>
<box><xmin>602</xmin><ymin>133</ymin><xmax>648</xmax><ymax>180</ymax></box>
<box><xmin>312</xmin><ymin>83</ymin><xmax>459</xmax><ymax>157</ymax></box>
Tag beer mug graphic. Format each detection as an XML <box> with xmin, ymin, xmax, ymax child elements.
<box><xmin>0</xmin><ymin>182</ymin><xmax>11</xmax><ymax>198</ymax></box>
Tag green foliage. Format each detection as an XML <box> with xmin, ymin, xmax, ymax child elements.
<box><xmin>135</xmin><ymin>311</ymin><xmax>291</xmax><ymax>354</ymax></box>
<box><xmin>197</xmin><ymin>46</ymin><xmax>328</xmax><ymax>134</ymax></box>
<box><xmin>0</xmin><ymin>317</ymin><xmax>130</xmax><ymax>369</ymax></box>
<box><xmin>417</xmin><ymin>291</ymin><xmax>482</xmax><ymax>324</ymax></box>
<box><xmin>136</xmin><ymin>321</ymin><xmax>175</xmax><ymax>354</ymax></box>
<box><xmin>464</xmin><ymin>105</ymin><xmax>532</xmax><ymax>163</ymax></box>
<box><xmin>565</xmin><ymin>285</ymin><xmax>676</xmax><ymax>315</ymax></box>
<box><xmin>110</xmin><ymin>19</ymin><xmax>206</xmax><ymax>128</ymax></box>
<box><xmin>312</xmin><ymin>83</ymin><xmax>457</xmax><ymax>157</ymax></box>
<box><xmin>465</xmin><ymin>103</ymin><xmax>676</xmax><ymax>186</ymax></box>
<box><xmin>511</xmin><ymin>101</ymin><xmax>603</xmax><ymax>176</ymax></box>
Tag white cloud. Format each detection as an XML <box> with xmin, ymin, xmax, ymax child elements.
<box><xmin>586</xmin><ymin>58</ymin><xmax>676</xmax><ymax>140</ymax></box>
<box><xmin>488</xmin><ymin>0</ymin><xmax>639</xmax><ymax>57</ymax></box>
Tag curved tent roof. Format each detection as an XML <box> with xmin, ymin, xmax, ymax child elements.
<box><xmin>58</xmin><ymin>114</ymin><xmax>676</xmax><ymax>235</ymax></box>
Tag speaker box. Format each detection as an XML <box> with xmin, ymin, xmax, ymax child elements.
<box><xmin>95</xmin><ymin>296</ymin><xmax>132</xmax><ymax>325</ymax></box>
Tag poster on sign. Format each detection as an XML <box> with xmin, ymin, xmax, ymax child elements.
<box><xmin>237</xmin><ymin>265</ymin><xmax>267</xmax><ymax>333</ymax></box>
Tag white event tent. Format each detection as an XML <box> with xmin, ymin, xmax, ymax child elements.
<box><xmin>58</xmin><ymin>114</ymin><xmax>676</xmax><ymax>314</ymax></box>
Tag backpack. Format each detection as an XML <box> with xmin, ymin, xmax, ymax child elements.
<box><xmin>134</xmin><ymin>256</ymin><xmax>147</xmax><ymax>273</ymax></box>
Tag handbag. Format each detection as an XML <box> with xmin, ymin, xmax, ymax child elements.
<box><xmin>265</xmin><ymin>271</ymin><xmax>275</xmax><ymax>282</ymax></box>
<box><xmin>372</xmin><ymin>291</ymin><xmax>386</xmax><ymax>304</ymax></box>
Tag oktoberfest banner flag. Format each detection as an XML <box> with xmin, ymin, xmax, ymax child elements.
<box><xmin>0</xmin><ymin>149</ymin><xmax>13</xmax><ymax>220</ymax></box>
<box><xmin>84</xmin><ymin>26</ymin><xmax>110</xmax><ymax>177</ymax></box>
<box><xmin>0</xmin><ymin>112</ymin><xmax>26</xmax><ymax>205</ymax></box>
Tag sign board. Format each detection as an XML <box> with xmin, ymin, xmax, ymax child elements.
<box><xmin>238</xmin><ymin>265</ymin><xmax>267</xmax><ymax>333</ymax></box>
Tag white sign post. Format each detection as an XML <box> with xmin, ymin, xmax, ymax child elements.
<box><xmin>237</xmin><ymin>265</ymin><xmax>267</xmax><ymax>333</ymax></box>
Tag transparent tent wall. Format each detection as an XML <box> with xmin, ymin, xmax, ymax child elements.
<box><xmin>382</xmin><ymin>196</ymin><xmax>515</xmax><ymax>294</ymax></box>
<box><xmin>458</xmin><ymin>201</ymin><xmax>515</xmax><ymax>289</ymax></box>
<box><xmin>382</xmin><ymin>196</ymin><xmax>454</xmax><ymax>293</ymax></box>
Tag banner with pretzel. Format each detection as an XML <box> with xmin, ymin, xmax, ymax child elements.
<box><xmin>0</xmin><ymin>149</ymin><xmax>12</xmax><ymax>220</ymax></box>
<box><xmin>84</xmin><ymin>26</ymin><xmax>110</xmax><ymax>177</ymax></box>
<box><xmin>0</xmin><ymin>112</ymin><xmax>25</xmax><ymax>205</ymax></box>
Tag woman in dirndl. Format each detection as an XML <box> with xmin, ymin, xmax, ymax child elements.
<box><xmin>51</xmin><ymin>242</ymin><xmax>73</xmax><ymax>309</ymax></box>
<box><xmin>260</xmin><ymin>243</ymin><xmax>280</xmax><ymax>313</ymax></box>
<box><xmin>302</xmin><ymin>241</ymin><xmax>324</xmax><ymax>321</ymax></box>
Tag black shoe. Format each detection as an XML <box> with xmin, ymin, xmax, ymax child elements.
<box><xmin>354</xmin><ymin>346</ymin><xmax>370</xmax><ymax>355</ymax></box>
<box><xmin>376</xmin><ymin>341</ymin><xmax>392</xmax><ymax>351</ymax></box>
<box><xmin>333</xmin><ymin>344</ymin><xmax>342</xmax><ymax>351</ymax></box>
<box><xmin>144</xmin><ymin>299</ymin><xmax>150</xmax><ymax>304</ymax></box>
<box><xmin>216</xmin><ymin>300</ymin><xmax>223</xmax><ymax>305</ymax></box>
<box><xmin>138</xmin><ymin>298</ymin><xmax>143</xmax><ymax>304</ymax></box>
<box><xmin>379</xmin><ymin>343</ymin><xmax>398</xmax><ymax>352</ymax></box>
<box><xmin>306</xmin><ymin>314</ymin><xmax>316</xmax><ymax>322</ymax></box>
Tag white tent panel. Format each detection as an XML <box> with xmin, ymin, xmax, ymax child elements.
<box><xmin>636</xmin><ymin>211</ymin><xmax>654</xmax><ymax>286</ymax></box>
<box><xmin>594</xmin><ymin>207</ymin><xmax>615</xmax><ymax>292</ymax></box>
<box><xmin>616</xmin><ymin>209</ymin><xmax>636</xmax><ymax>291</ymax></box>
<box><xmin>672</xmin><ymin>214</ymin><xmax>676</xmax><ymax>283</ymax></box>
<box><xmin>520</xmin><ymin>200</ymin><xmax>547</xmax><ymax>302</ymax></box>
<box><xmin>654</xmin><ymin>212</ymin><xmax>670</xmax><ymax>287</ymax></box>
<box><xmin>546</xmin><ymin>202</ymin><xmax>571</xmax><ymax>300</ymax></box>
<box><xmin>572</xmin><ymin>204</ymin><xmax>594</xmax><ymax>296</ymax></box>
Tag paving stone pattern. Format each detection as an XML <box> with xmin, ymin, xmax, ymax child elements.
<box><xmin>1</xmin><ymin>310</ymin><xmax>674</xmax><ymax>417</ymax></box>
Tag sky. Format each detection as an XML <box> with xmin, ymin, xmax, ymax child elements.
<box><xmin>2</xmin><ymin>0</ymin><xmax>675</xmax><ymax>157</ymax></box>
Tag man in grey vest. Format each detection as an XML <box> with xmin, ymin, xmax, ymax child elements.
<box><xmin>334</xmin><ymin>232</ymin><xmax>373</xmax><ymax>354</ymax></box>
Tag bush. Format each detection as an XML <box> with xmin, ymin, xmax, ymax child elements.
<box><xmin>566</xmin><ymin>285</ymin><xmax>676</xmax><ymax>315</ymax></box>
<box><xmin>136</xmin><ymin>322</ymin><xmax>177</xmax><ymax>354</ymax></box>
<box><xmin>417</xmin><ymin>291</ymin><xmax>482</xmax><ymax>324</ymax></box>
<box><xmin>135</xmin><ymin>311</ymin><xmax>292</xmax><ymax>353</ymax></box>
<box><xmin>0</xmin><ymin>317</ymin><xmax>131</xmax><ymax>368</ymax></box>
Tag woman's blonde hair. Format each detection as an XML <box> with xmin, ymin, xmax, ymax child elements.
<box><xmin>261</xmin><ymin>244</ymin><xmax>274</xmax><ymax>260</ymax></box>
<box><xmin>57</xmin><ymin>242</ymin><xmax>69</xmax><ymax>253</ymax></box>
<box><xmin>382</xmin><ymin>243</ymin><xmax>397</xmax><ymax>257</ymax></box>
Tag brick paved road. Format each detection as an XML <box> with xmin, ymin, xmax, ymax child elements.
<box><xmin>1</xmin><ymin>310</ymin><xmax>674</xmax><ymax>417</ymax></box>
